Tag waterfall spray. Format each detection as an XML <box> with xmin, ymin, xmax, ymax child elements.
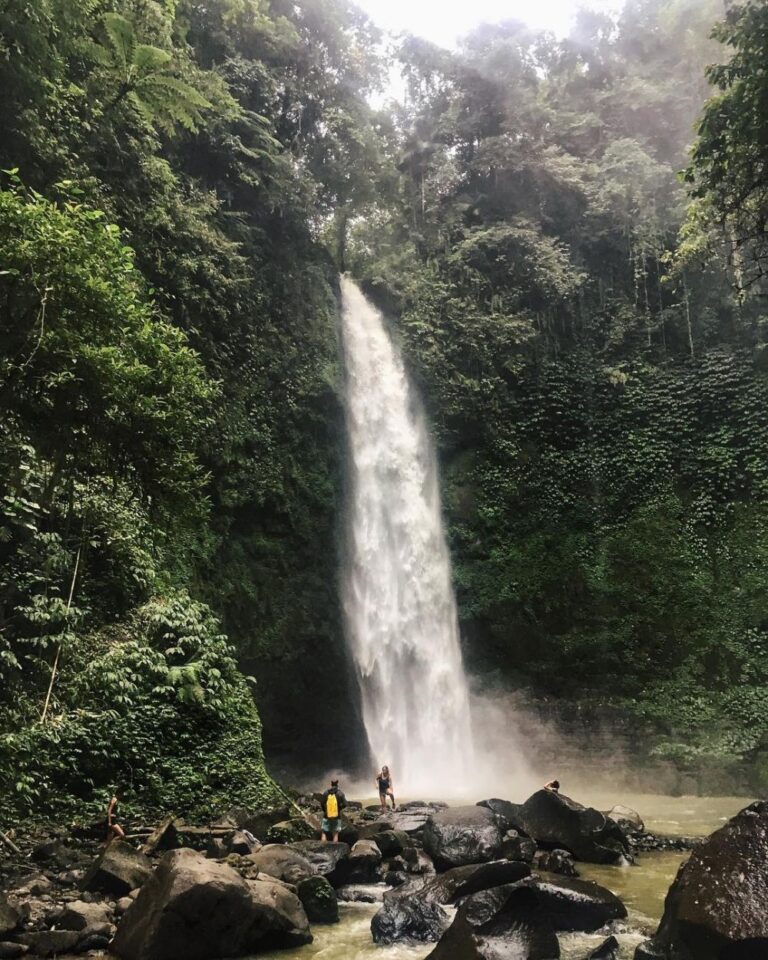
<box><xmin>340</xmin><ymin>276</ymin><xmax>474</xmax><ymax>796</ymax></box>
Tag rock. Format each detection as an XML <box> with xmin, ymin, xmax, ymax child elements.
<box><xmin>501</xmin><ymin>830</ymin><xmax>537</xmax><ymax>863</ymax></box>
<box><xmin>297</xmin><ymin>875</ymin><xmax>338</xmax><ymax>923</ymax></box>
<box><xmin>28</xmin><ymin>878</ymin><xmax>52</xmax><ymax>896</ymax></box>
<box><xmin>247</xmin><ymin>844</ymin><xmax>313</xmax><ymax>884</ymax></box>
<box><xmin>112</xmin><ymin>848</ymin><xmax>311</xmax><ymax>960</ymax></box>
<box><xmin>206</xmin><ymin>838</ymin><xmax>228</xmax><ymax>859</ymax></box>
<box><xmin>0</xmin><ymin>943</ymin><xmax>27</xmax><ymax>959</ymax></box>
<box><xmin>525</xmin><ymin>876</ymin><xmax>627</xmax><ymax>931</ymax></box>
<box><xmin>30</xmin><ymin>840</ymin><xmax>78</xmax><ymax>867</ymax></box>
<box><xmin>346</xmin><ymin>840</ymin><xmax>382</xmax><ymax>881</ymax></box>
<box><xmin>238</xmin><ymin>806</ymin><xmax>291</xmax><ymax>840</ymax></box>
<box><xmin>116</xmin><ymin>896</ymin><xmax>134</xmax><ymax>915</ymax></box>
<box><xmin>605</xmin><ymin>805</ymin><xmax>644</xmax><ymax>836</ymax></box>
<box><xmin>477</xmin><ymin>798</ymin><xmax>529</xmax><ymax>833</ymax></box>
<box><xmin>587</xmin><ymin>935</ymin><xmax>620</xmax><ymax>958</ymax></box>
<box><xmin>515</xmin><ymin>790</ymin><xmax>630</xmax><ymax>864</ymax></box>
<box><xmin>373</xmin><ymin>830</ymin><xmax>408</xmax><ymax>857</ymax></box>
<box><xmin>290</xmin><ymin>840</ymin><xmax>350</xmax><ymax>885</ymax></box>
<box><xmin>637</xmin><ymin>799</ymin><xmax>768</xmax><ymax>960</ymax></box>
<box><xmin>387</xmin><ymin>807</ymin><xmax>435</xmax><ymax>835</ymax></box>
<box><xmin>81</xmin><ymin>840</ymin><xmax>152</xmax><ymax>897</ymax></box>
<box><xmin>426</xmin><ymin>883</ymin><xmax>559</xmax><ymax>960</ymax></box>
<box><xmin>0</xmin><ymin>897</ymin><xmax>20</xmax><ymax>937</ymax></box>
<box><xmin>371</xmin><ymin>895</ymin><xmax>450</xmax><ymax>944</ymax></box>
<box><xmin>142</xmin><ymin>816</ymin><xmax>179</xmax><ymax>856</ymax></box>
<box><xmin>422</xmin><ymin>806</ymin><xmax>505</xmax><ymax>870</ymax></box>
<box><xmin>384</xmin><ymin>870</ymin><xmax>408</xmax><ymax>887</ymax></box>
<box><xmin>58</xmin><ymin>898</ymin><xmax>112</xmax><ymax>931</ymax></box>
<box><xmin>420</xmin><ymin>860</ymin><xmax>531</xmax><ymax>904</ymax></box>
<box><xmin>17</xmin><ymin>931</ymin><xmax>80</xmax><ymax>956</ymax></box>
<box><xmin>266</xmin><ymin>819</ymin><xmax>316</xmax><ymax>844</ymax></box>
<box><xmin>228</xmin><ymin>830</ymin><xmax>259</xmax><ymax>856</ymax></box>
<box><xmin>534</xmin><ymin>848</ymin><xmax>579</xmax><ymax>877</ymax></box>
<box><xmin>339</xmin><ymin>823</ymin><xmax>360</xmax><ymax>846</ymax></box>
<box><xmin>76</xmin><ymin>930</ymin><xmax>113</xmax><ymax>951</ymax></box>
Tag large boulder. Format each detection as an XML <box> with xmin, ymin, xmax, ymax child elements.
<box><xmin>0</xmin><ymin>898</ymin><xmax>20</xmax><ymax>937</ymax></box>
<box><xmin>266</xmin><ymin>819</ymin><xmax>316</xmax><ymax>845</ymax></box>
<box><xmin>345</xmin><ymin>839</ymin><xmax>382</xmax><ymax>882</ymax></box>
<box><xmin>423</xmin><ymin>806</ymin><xmax>505</xmax><ymax>870</ymax></box>
<box><xmin>635</xmin><ymin>800</ymin><xmax>768</xmax><ymax>960</ymax></box>
<box><xmin>515</xmin><ymin>790</ymin><xmax>630</xmax><ymax>864</ymax></box>
<box><xmin>290</xmin><ymin>841</ymin><xmax>350</xmax><ymax>885</ymax></box>
<box><xmin>371</xmin><ymin>895</ymin><xmax>450</xmax><ymax>944</ymax></box>
<box><xmin>477</xmin><ymin>799</ymin><xmax>529</xmax><ymax>833</ymax></box>
<box><xmin>297</xmin><ymin>876</ymin><xmax>338</xmax><ymax>924</ymax></box>
<box><xmin>525</xmin><ymin>876</ymin><xmax>626</xmax><ymax>932</ymax></box>
<box><xmin>501</xmin><ymin>830</ymin><xmax>537</xmax><ymax>863</ymax></box>
<box><xmin>426</xmin><ymin>883</ymin><xmax>559</xmax><ymax>960</ymax></box>
<box><xmin>81</xmin><ymin>840</ymin><xmax>152</xmax><ymax>897</ymax></box>
<box><xmin>534</xmin><ymin>849</ymin><xmax>579</xmax><ymax>878</ymax></box>
<box><xmin>247</xmin><ymin>844</ymin><xmax>313</xmax><ymax>884</ymax></box>
<box><xmin>58</xmin><ymin>898</ymin><xmax>112</xmax><ymax>931</ymax></box>
<box><xmin>420</xmin><ymin>860</ymin><xmax>531</xmax><ymax>904</ymax></box>
<box><xmin>112</xmin><ymin>848</ymin><xmax>311</xmax><ymax>960</ymax></box>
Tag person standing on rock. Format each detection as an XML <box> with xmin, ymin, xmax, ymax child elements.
<box><xmin>376</xmin><ymin>765</ymin><xmax>396</xmax><ymax>812</ymax></box>
<box><xmin>105</xmin><ymin>791</ymin><xmax>125</xmax><ymax>845</ymax></box>
<box><xmin>321</xmin><ymin>779</ymin><xmax>346</xmax><ymax>842</ymax></box>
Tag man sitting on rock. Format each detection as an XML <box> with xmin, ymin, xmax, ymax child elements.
<box><xmin>320</xmin><ymin>778</ymin><xmax>346</xmax><ymax>843</ymax></box>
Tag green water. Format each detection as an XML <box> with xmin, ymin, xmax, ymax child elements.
<box><xmin>260</xmin><ymin>794</ymin><xmax>752</xmax><ymax>960</ymax></box>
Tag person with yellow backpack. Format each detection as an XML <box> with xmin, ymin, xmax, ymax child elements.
<box><xmin>320</xmin><ymin>778</ymin><xmax>347</xmax><ymax>842</ymax></box>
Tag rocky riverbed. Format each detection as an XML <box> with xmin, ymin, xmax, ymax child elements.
<box><xmin>0</xmin><ymin>790</ymin><xmax>765</xmax><ymax>959</ymax></box>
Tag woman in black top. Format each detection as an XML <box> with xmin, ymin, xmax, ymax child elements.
<box><xmin>106</xmin><ymin>792</ymin><xmax>125</xmax><ymax>845</ymax></box>
<box><xmin>376</xmin><ymin>766</ymin><xmax>396</xmax><ymax>812</ymax></box>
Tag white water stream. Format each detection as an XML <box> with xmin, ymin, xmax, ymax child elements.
<box><xmin>339</xmin><ymin>276</ymin><xmax>474</xmax><ymax>795</ymax></box>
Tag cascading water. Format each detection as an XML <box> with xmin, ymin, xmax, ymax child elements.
<box><xmin>339</xmin><ymin>276</ymin><xmax>474</xmax><ymax>796</ymax></box>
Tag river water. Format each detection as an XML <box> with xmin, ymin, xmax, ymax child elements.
<box><xmin>260</xmin><ymin>793</ymin><xmax>750</xmax><ymax>960</ymax></box>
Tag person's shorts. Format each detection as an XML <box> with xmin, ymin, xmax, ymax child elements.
<box><xmin>322</xmin><ymin>817</ymin><xmax>340</xmax><ymax>834</ymax></box>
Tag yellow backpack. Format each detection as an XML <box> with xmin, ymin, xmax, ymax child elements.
<box><xmin>326</xmin><ymin>792</ymin><xmax>339</xmax><ymax>818</ymax></box>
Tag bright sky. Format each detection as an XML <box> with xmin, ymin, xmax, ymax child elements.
<box><xmin>356</xmin><ymin>0</ymin><xmax>622</xmax><ymax>47</ymax></box>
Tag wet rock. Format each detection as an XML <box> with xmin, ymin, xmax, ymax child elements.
<box><xmin>290</xmin><ymin>841</ymin><xmax>350</xmax><ymax>885</ymax></box>
<box><xmin>534</xmin><ymin>848</ymin><xmax>579</xmax><ymax>878</ymax></box>
<box><xmin>423</xmin><ymin>806</ymin><xmax>505</xmax><ymax>870</ymax></box>
<box><xmin>387</xmin><ymin>807</ymin><xmax>435</xmax><ymax>836</ymax></box>
<box><xmin>17</xmin><ymin>930</ymin><xmax>80</xmax><ymax>956</ymax></box>
<box><xmin>605</xmin><ymin>805</ymin><xmax>644</xmax><ymax>836</ymax></box>
<box><xmin>384</xmin><ymin>870</ymin><xmax>408</xmax><ymax>887</ymax></box>
<box><xmin>420</xmin><ymin>860</ymin><xmax>531</xmax><ymax>904</ymax></box>
<box><xmin>635</xmin><ymin>799</ymin><xmax>768</xmax><ymax>960</ymax></box>
<box><xmin>371</xmin><ymin>895</ymin><xmax>450</xmax><ymax>944</ymax></box>
<box><xmin>339</xmin><ymin>823</ymin><xmax>360</xmax><ymax>845</ymax></box>
<box><xmin>76</xmin><ymin>930</ymin><xmax>113</xmax><ymax>951</ymax></box>
<box><xmin>0</xmin><ymin>897</ymin><xmax>20</xmax><ymax>937</ymax></box>
<box><xmin>266</xmin><ymin>819</ymin><xmax>316</xmax><ymax>845</ymax></box>
<box><xmin>477</xmin><ymin>798</ymin><xmax>529</xmax><ymax>833</ymax></box>
<box><xmin>112</xmin><ymin>848</ymin><xmax>311</xmax><ymax>960</ymax></box>
<box><xmin>373</xmin><ymin>830</ymin><xmax>408</xmax><ymax>858</ymax></box>
<box><xmin>501</xmin><ymin>830</ymin><xmax>537</xmax><ymax>863</ymax></box>
<box><xmin>58</xmin><ymin>898</ymin><xmax>112</xmax><ymax>931</ymax></box>
<box><xmin>80</xmin><ymin>840</ymin><xmax>152</xmax><ymax>897</ymax></box>
<box><xmin>515</xmin><ymin>790</ymin><xmax>630</xmax><ymax>864</ymax></box>
<box><xmin>525</xmin><ymin>876</ymin><xmax>627</xmax><ymax>931</ymax></box>
<box><xmin>426</xmin><ymin>883</ymin><xmax>559</xmax><ymax>960</ymax></box>
<box><xmin>247</xmin><ymin>844</ymin><xmax>313</xmax><ymax>884</ymax></box>
<box><xmin>346</xmin><ymin>839</ymin><xmax>383</xmax><ymax>882</ymax></box>
<box><xmin>587</xmin><ymin>935</ymin><xmax>620</xmax><ymax>958</ymax></box>
<box><xmin>297</xmin><ymin>875</ymin><xmax>338</xmax><ymax>923</ymax></box>
<box><xmin>0</xmin><ymin>943</ymin><xmax>27</xmax><ymax>959</ymax></box>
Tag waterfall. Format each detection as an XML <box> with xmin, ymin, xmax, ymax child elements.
<box><xmin>339</xmin><ymin>276</ymin><xmax>474</xmax><ymax>796</ymax></box>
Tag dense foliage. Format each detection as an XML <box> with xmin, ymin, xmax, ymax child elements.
<box><xmin>2</xmin><ymin>0</ymin><xmax>768</xmax><ymax>813</ymax></box>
